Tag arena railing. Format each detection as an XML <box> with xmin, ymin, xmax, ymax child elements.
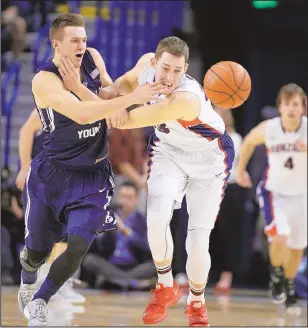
<box><xmin>33</xmin><ymin>22</ymin><xmax>52</xmax><ymax>73</ymax></box>
<box><xmin>1</xmin><ymin>61</ymin><xmax>21</xmax><ymax>168</ymax></box>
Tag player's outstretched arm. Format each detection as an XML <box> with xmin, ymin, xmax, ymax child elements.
<box><xmin>118</xmin><ymin>92</ymin><xmax>200</xmax><ymax>129</ymax></box>
<box><xmin>236</xmin><ymin>121</ymin><xmax>266</xmax><ymax>188</ymax></box>
<box><xmin>100</xmin><ymin>53</ymin><xmax>155</xmax><ymax>99</ymax></box>
<box><xmin>16</xmin><ymin>109</ymin><xmax>42</xmax><ymax>190</ymax></box>
<box><xmin>32</xmin><ymin>71</ymin><xmax>166</xmax><ymax>124</ymax></box>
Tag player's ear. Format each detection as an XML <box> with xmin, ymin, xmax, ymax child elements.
<box><xmin>184</xmin><ymin>63</ymin><xmax>189</xmax><ymax>73</ymax></box>
<box><xmin>52</xmin><ymin>40</ymin><xmax>59</xmax><ymax>52</ymax></box>
<box><xmin>150</xmin><ymin>57</ymin><xmax>156</xmax><ymax>68</ymax></box>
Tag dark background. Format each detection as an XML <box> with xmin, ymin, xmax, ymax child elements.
<box><xmin>191</xmin><ymin>0</ymin><xmax>308</xmax><ymax>135</ymax></box>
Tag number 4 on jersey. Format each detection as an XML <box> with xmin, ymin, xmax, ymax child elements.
<box><xmin>284</xmin><ymin>157</ymin><xmax>294</xmax><ymax>169</ymax></box>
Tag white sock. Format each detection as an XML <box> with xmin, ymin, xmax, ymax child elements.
<box><xmin>187</xmin><ymin>283</ymin><xmax>206</xmax><ymax>304</ymax></box>
<box><xmin>156</xmin><ymin>263</ymin><xmax>173</xmax><ymax>287</ymax></box>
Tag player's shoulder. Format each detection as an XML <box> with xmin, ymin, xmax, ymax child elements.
<box><xmin>302</xmin><ymin>115</ymin><xmax>307</xmax><ymax>125</ymax></box>
<box><xmin>87</xmin><ymin>47</ymin><xmax>103</xmax><ymax>63</ymax></box>
<box><xmin>87</xmin><ymin>47</ymin><xmax>99</xmax><ymax>56</ymax></box>
<box><xmin>32</xmin><ymin>70</ymin><xmax>62</xmax><ymax>92</ymax></box>
<box><xmin>175</xmin><ymin>73</ymin><xmax>203</xmax><ymax>94</ymax></box>
<box><xmin>136</xmin><ymin>53</ymin><xmax>155</xmax><ymax>72</ymax></box>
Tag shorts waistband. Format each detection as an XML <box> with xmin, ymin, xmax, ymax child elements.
<box><xmin>39</xmin><ymin>152</ymin><xmax>108</xmax><ymax>172</ymax></box>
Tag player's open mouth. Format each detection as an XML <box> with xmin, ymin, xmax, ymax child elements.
<box><xmin>163</xmin><ymin>83</ymin><xmax>173</xmax><ymax>88</ymax></box>
<box><xmin>76</xmin><ymin>54</ymin><xmax>83</xmax><ymax>60</ymax></box>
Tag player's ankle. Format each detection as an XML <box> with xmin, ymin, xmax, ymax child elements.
<box><xmin>187</xmin><ymin>293</ymin><xmax>205</xmax><ymax>305</ymax></box>
<box><xmin>156</xmin><ymin>262</ymin><xmax>174</xmax><ymax>287</ymax></box>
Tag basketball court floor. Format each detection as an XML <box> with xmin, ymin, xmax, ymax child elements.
<box><xmin>2</xmin><ymin>287</ymin><xmax>307</xmax><ymax>326</ymax></box>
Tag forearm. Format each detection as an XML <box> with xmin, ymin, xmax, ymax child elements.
<box><xmin>19</xmin><ymin>129</ymin><xmax>35</xmax><ymax>170</ymax></box>
<box><xmin>114</xmin><ymin>74</ymin><xmax>134</xmax><ymax>95</ymax></box>
<box><xmin>118</xmin><ymin>162</ymin><xmax>146</xmax><ymax>188</ymax></box>
<box><xmin>53</xmin><ymin>94</ymin><xmax>136</xmax><ymax>124</ymax></box>
<box><xmin>237</xmin><ymin>140</ymin><xmax>257</xmax><ymax>172</ymax></box>
<box><xmin>72</xmin><ymin>84</ymin><xmax>102</xmax><ymax>101</ymax></box>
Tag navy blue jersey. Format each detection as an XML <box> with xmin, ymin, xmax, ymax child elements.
<box><xmin>33</xmin><ymin>49</ymin><xmax>108</xmax><ymax>169</ymax></box>
<box><xmin>31</xmin><ymin>130</ymin><xmax>45</xmax><ymax>159</ymax></box>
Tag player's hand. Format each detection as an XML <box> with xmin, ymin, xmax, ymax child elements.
<box><xmin>236</xmin><ymin>170</ymin><xmax>252</xmax><ymax>188</ymax></box>
<box><xmin>15</xmin><ymin>168</ymin><xmax>28</xmax><ymax>191</ymax></box>
<box><xmin>58</xmin><ymin>57</ymin><xmax>82</xmax><ymax>92</ymax></box>
<box><xmin>130</xmin><ymin>81</ymin><xmax>168</xmax><ymax>104</ymax></box>
<box><xmin>99</xmin><ymin>85</ymin><xmax>119</xmax><ymax>100</ymax></box>
<box><xmin>106</xmin><ymin>108</ymin><xmax>128</xmax><ymax>129</ymax></box>
<box><xmin>295</xmin><ymin>139</ymin><xmax>307</xmax><ymax>152</ymax></box>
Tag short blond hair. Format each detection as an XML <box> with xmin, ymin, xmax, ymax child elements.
<box><xmin>276</xmin><ymin>83</ymin><xmax>307</xmax><ymax>110</ymax></box>
<box><xmin>155</xmin><ymin>36</ymin><xmax>189</xmax><ymax>63</ymax></box>
<box><xmin>49</xmin><ymin>13</ymin><xmax>85</xmax><ymax>42</ymax></box>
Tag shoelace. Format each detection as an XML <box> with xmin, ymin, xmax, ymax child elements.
<box><xmin>21</xmin><ymin>290</ymin><xmax>35</xmax><ymax>304</ymax></box>
<box><xmin>186</xmin><ymin>305</ymin><xmax>206</xmax><ymax>317</ymax></box>
<box><xmin>146</xmin><ymin>288</ymin><xmax>166</xmax><ymax>311</ymax></box>
<box><xmin>32</xmin><ymin>304</ymin><xmax>46</xmax><ymax>322</ymax></box>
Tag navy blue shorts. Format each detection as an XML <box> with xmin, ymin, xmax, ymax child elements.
<box><xmin>23</xmin><ymin>153</ymin><xmax>116</xmax><ymax>251</ymax></box>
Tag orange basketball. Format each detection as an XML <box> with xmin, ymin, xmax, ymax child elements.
<box><xmin>203</xmin><ymin>61</ymin><xmax>251</xmax><ymax>109</ymax></box>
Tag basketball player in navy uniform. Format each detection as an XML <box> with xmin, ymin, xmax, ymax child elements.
<box><xmin>18</xmin><ymin>13</ymin><xmax>166</xmax><ymax>326</ymax></box>
<box><xmin>16</xmin><ymin>109</ymin><xmax>86</xmax><ymax>303</ymax></box>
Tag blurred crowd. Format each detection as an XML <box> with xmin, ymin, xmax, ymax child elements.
<box><xmin>1</xmin><ymin>0</ymin><xmax>307</xmax><ymax>299</ymax></box>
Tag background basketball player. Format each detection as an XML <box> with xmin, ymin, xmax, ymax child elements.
<box><xmin>236</xmin><ymin>83</ymin><xmax>307</xmax><ymax>310</ymax></box>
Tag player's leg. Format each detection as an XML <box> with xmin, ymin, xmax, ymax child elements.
<box><xmin>19</xmin><ymin>168</ymin><xmax>62</xmax><ymax>323</ymax></box>
<box><xmin>283</xmin><ymin>193</ymin><xmax>307</xmax><ymax>310</ymax></box>
<box><xmin>257</xmin><ymin>182</ymin><xmax>291</xmax><ymax>304</ymax></box>
<box><xmin>185</xmin><ymin>177</ymin><xmax>225</xmax><ymax>326</ymax></box>
<box><xmin>143</xmin><ymin>149</ymin><xmax>188</xmax><ymax>324</ymax></box>
<box><xmin>30</xmin><ymin>182</ymin><xmax>115</xmax><ymax>307</ymax></box>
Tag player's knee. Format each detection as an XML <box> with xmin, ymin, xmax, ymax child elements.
<box><xmin>20</xmin><ymin>246</ymin><xmax>52</xmax><ymax>272</ymax></box>
<box><xmin>147</xmin><ymin>196</ymin><xmax>175</xmax><ymax>228</ymax></box>
<box><xmin>186</xmin><ymin>228</ymin><xmax>211</xmax><ymax>254</ymax></box>
<box><xmin>65</xmin><ymin>234</ymin><xmax>92</xmax><ymax>263</ymax></box>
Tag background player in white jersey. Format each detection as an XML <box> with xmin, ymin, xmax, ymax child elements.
<box><xmin>101</xmin><ymin>36</ymin><xmax>235</xmax><ymax>326</ymax></box>
<box><xmin>236</xmin><ymin>83</ymin><xmax>307</xmax><ymax>310</ymax></box>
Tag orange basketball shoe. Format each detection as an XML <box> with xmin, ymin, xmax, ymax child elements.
<box><xmin>185</xmin><ymin>301</ymin><xmax>210</xmax><ymax>326</ymax></box>
<box><xmin>142</xmin><ymin>281</ymin><xmax>182</xmax><ymax>324</ymax></box>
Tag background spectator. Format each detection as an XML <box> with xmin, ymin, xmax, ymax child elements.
<box><xmin>82</xmin><ymin>182</ymin><xmax>156</xmax><ymax>290</ymax></box>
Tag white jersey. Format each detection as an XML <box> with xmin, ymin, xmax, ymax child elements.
<box><xmin>138</xmin><ymin>64</ymin><xmax>225</xmax><ymax>152</ymax></box>
<box><xmin>264</xmin><ymin>116</ymin><xmax>307</xmax><ymax>195</ymax></box>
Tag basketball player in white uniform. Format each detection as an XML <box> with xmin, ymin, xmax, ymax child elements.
<box><xmin>236</xmin><ymin>83</ymin><xmax>307</xmax><ymax>310</ymax></box>
<box><xmin>102</xmin><ymin>36</ymin><xmax>235</xmax><ymax>326</ymax></box>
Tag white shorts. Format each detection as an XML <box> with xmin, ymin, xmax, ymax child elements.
<box><xmin>257</xmin><ymin>181</ymin><xmax>307</xmax><ymax>249</ymax></box>
<box><xmin>147</xmin><ymin>134</ymin><xmax>234</xmax><ymax>230</ymax></box>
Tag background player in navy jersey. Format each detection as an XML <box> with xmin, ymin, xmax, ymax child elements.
<box><xmin>18</xmin><ymin>13</ymin><xmax>166</xmax><ymax>326</ymax></box>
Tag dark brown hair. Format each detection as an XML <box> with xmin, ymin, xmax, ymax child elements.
<box><xmin>276</xmin><ymin>83</ymin><xmax>307</xmax><ymax>110</ymax></box>
<box><xmin>49</xmin><ymin>13</ymin><xmax>85</xmax><ymax>42</ymax></box>
<box><xmin>155</xmin><ymin>36</ymin><xmax>189</xmax><ymax>63</ymax></box>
